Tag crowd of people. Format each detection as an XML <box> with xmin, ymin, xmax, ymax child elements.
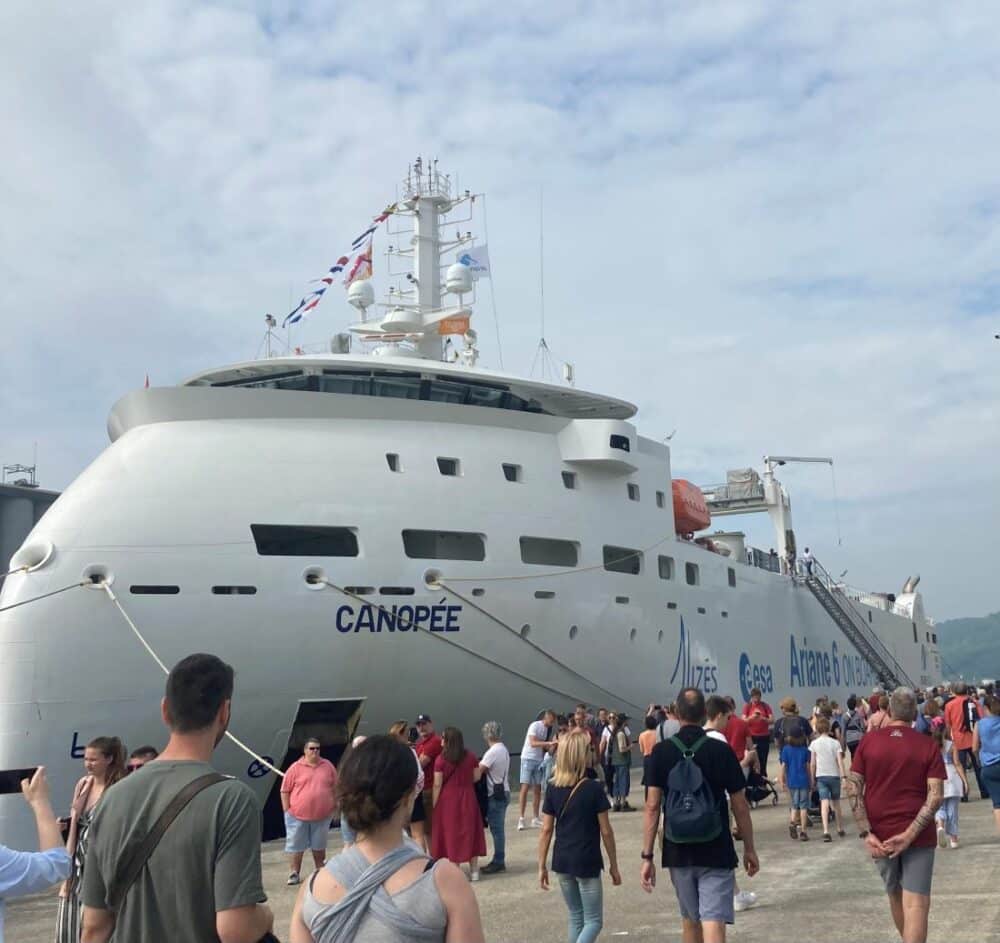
<box><xmin>0</xmin><ymin>654</ymin><xmax>998</xmax><ymax>943</ymax></box>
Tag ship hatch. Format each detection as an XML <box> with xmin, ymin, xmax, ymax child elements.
<box><xmin>261</xmin><ymin>698</ymin><xmax>365</xmax><ymax>842</ymax></box>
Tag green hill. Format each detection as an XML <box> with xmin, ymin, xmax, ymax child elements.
<box><xmin>935</xmin><ymin>612</ymin><xmax>1000</xmax><ymax>683</ymax></box>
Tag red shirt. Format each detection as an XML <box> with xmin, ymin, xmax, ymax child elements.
<box><xmin>943</xmin><ymin>697</ymin><xmax>982</xmax><ymax>752</ymax></box>
<box><xmin>851</xmin><ymin>725</ymin><xmax>946</xmax><ymax>847</ymax></box>
<box><xmin>280</xmin><ymin>757</ymin><xmax>338</xmax><ymax>821</ymax></box>
<box><xmin>742</xmin><ymin>700</ymin><xmax>773</xmax><ymax>738</ymax></box>
<box><xmin>415</xmin><ymin>733</ymin><xmax>443</xmax><ymax>787</ymax></box>
<box><xmin>724</xmin><ymin>715</ymin><xmax>750</xmax><ymax>761</ymax></box>
<box><xmin>868</xmin><ymin>695</ymin><xmax>881</xmax><ymax>714</ymax></box>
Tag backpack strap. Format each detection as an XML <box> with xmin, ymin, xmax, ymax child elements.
<box><xmin>669</xmin><ymin>735</ymin><xmax>708</xmax><ymax>757</ymax></box>
<box><xmin>106</xmin><ymin>772</ymin><xmax>227</xmax><ymax>913</ymax></box>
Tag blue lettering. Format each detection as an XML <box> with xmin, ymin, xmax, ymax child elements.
<box><xmin>376</xmin><ymin>608</ymin><xmax>397</xmax><ymax>632</ymax></box>
<box><xmin>789</xmin><ymin>635</ymin><xmax>803</xmax><ymax>688</ymax></box>
<box><xmin>397</xmin><ymin>605</ymin><xmax>414</xmax><ymax>631</ymax></box>
<box><xmin>70</xmin><ymin>731</ymin><xmax>85</xmax><ymax>759</ymax></box>
<box><xmin>430</xmin><ymin>607</ymin><xmax>445</xmax><ymax>631</ymax></box>
<box><xmin>355</xmin><ymin>605</ymin><xmax>374</xmax><ymax>633</ymax></box>
<box><xmin>414</xmin><ymin>605</ymin><xmax>431</xmax><ymax>629</ymax></box>
<box><xmin>832</xmin><ymin>643</ymin><xmax>841</xmax><ymax>685</ymax></box>
<box><xmin>336</xmin><ymin>606</ymin><xmax>354</xmax><ymax>633</ymax></box>
<box><xmin>445</xmin><ymin>606</ymin><xmax>461</xmax><ymax>632</ymax></box>
<box><xmin>822</xmin><ymin>653</ymin><xmax>831</xmax><ymax>687</ymax></box>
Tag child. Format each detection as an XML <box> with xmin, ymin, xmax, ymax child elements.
<box><xmin>808</xmin><ymin>716</ymin><xmax>846</xmax><ymax>841</ymax></box>
<box><xmin>934</xmin><ymin>725</ymin><xmax>967</xmax><ymax>849</ymax></box>
<box><xmin>780</xmin><ymin>730</ymin><xmax>811</xmax><ymax>840</ymax></box>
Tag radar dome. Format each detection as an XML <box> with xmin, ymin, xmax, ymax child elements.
<box><xmin>347</xmin><ymin>279</ymin><xmax>375</xmax><ymax>311</ymax></box>
<box><xmin>445</xmin><ymin>262</ymin><xmax>473</xmax><ymax>295</ymax></box>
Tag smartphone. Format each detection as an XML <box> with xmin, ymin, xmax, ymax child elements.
<box><xmin>0</xmin><ymin>767</ymin><xmax>38</xmax><ymax>795</ymax></box>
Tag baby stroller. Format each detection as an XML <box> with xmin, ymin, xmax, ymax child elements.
<box><xmin>745</xmin><ymin>770</ymin><xmax>779</xmax><ymax>808</ymax></box>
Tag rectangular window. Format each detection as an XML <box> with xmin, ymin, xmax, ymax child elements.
<box><xmin>603</xmin><ymin>545</ymin><xmax>642</xmax><ymax>575</ymax></box>
<box><xmin>627</xmin><ymin>483</ymin><xmax>640</xmax><ymax>502</ymax></box>
<box><xmin>913</xmin><ymin>622</ymin><xmax>918</xmax><ymax>643</ymax></box>
<box><xmin>251</xmin><ymin>525</ymin><xmax>359</xmax><ymax>557</ymax></box>
<box><xmin>658</xmin><ymin>555</ymin><xmax>675</xmax><ymax>580</ymax></box>
<box><xmin>211</xmin><ymin>586</ymin><xmax>256</xmax><ymax>595</ymax></box>
<box><xmin>609</xmin><ymin>434</ymin><xmax>630</xmax><ymax>452</ymax></box>
<box><xmin>402</xmin><ymin>529</ymin><xmax>485</xmax><ymax>561</ymax></box>
<box><xmin>932</xmin><ymin>633</ymin><xmax>937</xmax><ymax>644</ymax></box>
<box><xmin>344</xmin><ymin>586</ymin><xmax>375</xmax><ymax>595</ymax></box>
<box><xmin>728</xmin><ymin>567</ymin><xmax>736</xmax><ymax>588</ymax></box>
<box><xmin>534</xmin><ymin>590</ymin><xmax>556</xmax><ymax>599</ymax></box>
<box><xmin>130</xmin><ymin>585</ymin><xmax>180</xmax><ymax>595</ymax></box>
<box><xmin>502</xmin><ymin>463</ymin><xmax>522</xmax><ymax>482</ymax></box>
<box><xmin>520</xmin><ymin>537</ymin><xmax>579</xmax><ymax>567</ymax></box>
<box><xmin>437</xmin><ymin>457</ymin><xmax>461</xmax><ymax>476</ymax></box>
<box><xmin>926</xmin><ymin>632</ymin><xmax>931</xmax><ymax>642</ymax></box>
<box><xmin>685</xmin><ymin>562</ymin><xmax>700</xmax><ymax>586</ymax></box>
<box><xmin>561</xmin><ymin>471</ymin><xmax>578</xmax><ymax>490</ymax></box>
<box><xmin>386</xmin><ymin>453</ymin><xmax>401</xmax><ymax>472</ymax></box>
<box><xmin>380</xmin><ymin>586</ymin><xmax>415</xmax><ymax>596</ymax></box>
<box><xmin>656</xmin><ymin>490</ymin><xmax>666</xmax><ymax>509</ymax></box>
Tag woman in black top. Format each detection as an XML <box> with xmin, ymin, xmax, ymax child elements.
<box><xmin>538</xmin><ymin>730</ymin><xmax>621</xmax><ymax>943</ymax></box>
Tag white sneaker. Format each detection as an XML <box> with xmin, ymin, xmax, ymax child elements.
<box><xmin>948</xmin><ymin>837</ymin><xmax>959</xmax><ymax>849</ymax></box>
<box><xmin>733</xmin><ymin>890</ymin><xmax>758</xmax><ymax>912</ymax></box>
<box><xmin>936</xmin><ymin>825</ymin><xmax>947</xmax><ymax>848</ymax></box>
<box><xmin>287</xmin><ymin>872</ymin><xmax>300</xmax><ymax>886</ymax></box>
<box><xmin>470</xmin><ymin>869</ymin><xmax>480</xmax><ymax>882</ymax></box>
<box><xmin>530</xmin><ymin>817</ymin><xmax>543</xmax><ymax>828</ymax></box>
<box><xmin>517</xmin><ymin>817</ymin><xmax>526</xmax><ymax>831</ymax></box>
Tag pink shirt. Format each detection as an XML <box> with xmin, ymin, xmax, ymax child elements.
<box><xmin>281</xmin><ymin>757</ymin><xmax>338</xmax><ymax>821</ymax></box>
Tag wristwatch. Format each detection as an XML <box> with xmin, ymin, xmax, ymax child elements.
<box><xmin>640</xmin><ymin>851</ymin><xmax>655</xmax><ymax>861</ymax></box>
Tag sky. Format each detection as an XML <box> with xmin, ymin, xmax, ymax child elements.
<box><xmin>1</xmin><ymin>1</ymin><xmax>998</xmax><ymax>620</ymax></box>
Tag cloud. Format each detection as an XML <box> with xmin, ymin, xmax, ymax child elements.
<box><xmin>2</xmin><ymin>1</ymin><xmax>999</xmax><ymax>618</ymax></box>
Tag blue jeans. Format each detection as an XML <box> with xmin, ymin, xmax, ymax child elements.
<box><xmin>612</xmin><ymin>765</ymin><xmax>630</xmax><ymax>800</ymax></box>
<box><xmin>486</xmin><ymin>795</ymin><xmax>508</xmax><ymax>864</ymax></box>
<box><xmin>557</xmin><ymin>873</ymin><xmax>603</xmax><ymax>943</ymax></box>
<box><xmin>936</xmin><ymin>796</ymin><xmax>960</xmax><ymax>837</ymax></box>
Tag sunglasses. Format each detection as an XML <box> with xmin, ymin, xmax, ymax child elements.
<box><xmin>126</xmin><ymin>764</ymin><xmax>143</xmax><ymax>772</ymax></box>
<box><xmin>306</xmin><ymin>746</ymin><xmax>320</xmax><ymax>752</ymax></box>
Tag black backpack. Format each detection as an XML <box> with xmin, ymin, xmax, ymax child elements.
<box><xmin>663</xmin><ymin>736</ymin><xmax>723</xmax><ymax>844</ymax></box>
<box><xmin>961</xmin><ymin>698</ymin><xmax>979</xmax><ymax>734</ymax></box>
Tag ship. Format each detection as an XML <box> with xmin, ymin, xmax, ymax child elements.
<box><xmin>0</xmin><ymin>161</ymin><xmax>939</xmax><ymax>845</ymax></box>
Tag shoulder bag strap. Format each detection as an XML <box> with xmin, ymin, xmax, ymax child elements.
<box><xmin>557</xmin><ymin>778</ymin><xmax>587</xmax><ymax>823</ymax></box>
<box><xmin>106</xmin><ymin>772</ymin><xmax>227</xmax><ymax>913</ymax></box>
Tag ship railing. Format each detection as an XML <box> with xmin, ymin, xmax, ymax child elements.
<box><xmin>747</xmin><ymin>546</ymin><xmax>781</xmax><ymax>573</ymax></box>
<box><xmin>809</xmin><ymin>559</ymin><xmax>914</xmax><ymax>688</ymax></box>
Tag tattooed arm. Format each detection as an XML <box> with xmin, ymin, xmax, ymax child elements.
<box><xmin>881</xmin><ymin>778</ymin><xmax>944</xmax><ymax>858</ymax></box>
<box><xmin>845</xmin><ymin>770</ymin><xmax>887</xmax><ymax>856</ymax></box>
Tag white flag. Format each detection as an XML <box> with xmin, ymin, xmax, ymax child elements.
<box><xmin>457</xmin><ymin>244</ymin><xmax>490</xmax><ymax>280</ymax></box>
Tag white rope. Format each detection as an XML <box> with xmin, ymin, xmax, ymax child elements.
<box><xmin>0</xmin><ymin>580</ymin><xmax>87</xmax><ymax>613</ymax></box>
<box><xmin>0</xmin><ymin>564</ymin><xmax>29</xmax><ymax>580</ymax></box>
<box><xmin>100</xmin><ymin>582</ymin><xmax>284</xmax><ymax>778</ymax></box>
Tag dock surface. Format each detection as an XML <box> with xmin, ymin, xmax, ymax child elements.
<box><xmin>6</xmin><ymin>794</ymin><xmax>998</xmax><ymax>941</ymax></box>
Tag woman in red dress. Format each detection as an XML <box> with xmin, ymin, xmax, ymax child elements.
<box><xmin>432</xmin><ymin>726</ymin><xmax>487</xmax><ymax>880</ymax></box>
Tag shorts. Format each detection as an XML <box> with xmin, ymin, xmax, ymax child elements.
<box><xmin>411</xmin><ymin>790</ymin><xmax>427</xmax><ymax>823</ymax></box>
<box><xmin>874</xmin><ymin>845</ymin><xmax>935</xmax><ymax>897</ymax></box>
<box><xmin>816</xmin><ymin>776</ymin><xmax>841</xmax><ymax>800</ymax></box>
<box><xmin>668</xmin><ymin>866</ymin><xmax>736</xmax><ymax>925</ymax></box>
<box><xmin>520</xmin><ymin>758</ymin><xmax>545</xmax><ymax>786</ymax></box>
<box><xmin>981</xmin><ymin>761</ymin><xmax>1000</xmax><ymax>808</ymax></box>
<box><xmin>789</xmin><ymin>787</ymin><xmax>810</xmax><ymax>810</ymax></box>
<box><xmin>284</xmin><ymin>813</ymin><xmax>331</xmax><ymax>853</ymax></box>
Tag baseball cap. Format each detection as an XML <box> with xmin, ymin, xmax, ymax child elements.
<box><xmin>415</xmin><ymin>714</ymin><xmax>432</xmax><ymax>724</ymax></box>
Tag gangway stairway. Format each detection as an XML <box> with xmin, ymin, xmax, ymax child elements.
<box><xmin>803</xmin><ymin>560</ymin><xmax>915</xmax><ymax>690</ymax></box>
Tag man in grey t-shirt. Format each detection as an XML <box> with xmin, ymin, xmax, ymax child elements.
<box><xmin>81</xmin><ymin>653</ymin><xmax>273</xmax><ymax>943</ymax></box>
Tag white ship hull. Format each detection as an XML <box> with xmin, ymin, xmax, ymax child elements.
<box><xmin>0</xmin><ymin>381</ymin><xmax>938</xmax><ymax>847</ymax></box>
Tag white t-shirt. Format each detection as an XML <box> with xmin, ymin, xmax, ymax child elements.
<box><xmin>809</xmin><ymin>734</ymin><xmax>842</xmax><ymax>778</ymax></box>
<box><xmin>522</xmin><ymin>720</ymin><xmax>549</xmax><ymax>762</ymax></box>
<box><xmin>480</xmin><ymin>742</ymin><xmax>510</xmax><ymax>788</ymax></box>
<box><xmin>703</xmin><ymin>728</ymin><xmax>728</xmax><ymax>744</ymax></box>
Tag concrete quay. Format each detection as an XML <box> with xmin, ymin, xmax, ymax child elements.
<box><xmin>5</xmin><ymin>794</ymin><xmax>999</xmax><ymax>941</ymax></box>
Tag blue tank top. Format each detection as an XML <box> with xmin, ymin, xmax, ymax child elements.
<box><xmin>978</xmin><ymin>715</ymin><xmax>1000</xmax><ymax>767</ymax></box>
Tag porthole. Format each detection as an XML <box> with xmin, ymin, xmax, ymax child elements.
<box><xmin>569</xmin><ymin>625</ymin><xmax>579</xmax><ymax>640</ymax></box>
<box><xmin>520</xmin><ymin>623</ymin><xmax>531</xmax><ymax>638</ymax></box>
<box><xmin>629</xmin><ymin>628</ymin><xmax>637</xmax><ymax>642</ymax></box>
<box><xmin>721</xmin><ymin>610</ymin><xmax>729</xmax><ymax>618</ymax></box>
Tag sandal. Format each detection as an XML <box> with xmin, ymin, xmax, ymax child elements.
<box><xmin>800</xmin><ymin>831</ymin><xmax>809</xmax><ymax>841</ymax></box>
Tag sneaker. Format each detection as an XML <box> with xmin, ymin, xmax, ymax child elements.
<box><xmin>530</xmin><ymin>817</ymin><xmax>543</xmax><ymax>828</ymax></box>
<box><xmin>733</xmin><ymin>890</ymin><xmax>758</xmax><ymax>912</ymax></box>
<box><xmin>517</xmin><ymin>817</ymin><xmax>526</xmax><ymax>831</ymax></box>
<box><xmin>287</xmin><ymin>873</ymin><xmax>300</xmax><ymax>886</ymax></box>
<box><xmin>789</xmin><ymin>823</ymin><xmax>798</xmax><ymax>840</ymax></box>
<box><xmin>837</xmin><ymin>829</ymin><xmax>846</xmax><ymax>837</ymax></box>
<box><xmin>949</xmin><ymin>838</ymin><xmax>959</xmax><ymax>849</ymax></box>
<box><xmin>621</xmin><ymin>801</ymin><xmax>634</xmax><ymax>812</ymax></box>
<box><xmin>799</xmin><ymin>831</ymin><xmax>809</xmax><ymax>841</ymax></box>
<box><xmin>937</xmin><ymin>825</ymin><xmax>947</xmax><ymax>848</ymax></box>
<box><xmin>481</xmin><ymin>861</ymin><xmax>506</xmax><ymax>875</ymax></box>
<box><xmin>823</xmin><ymin>833</ymin><xmax>832</xmax><ymax>843</ymax></box>
<box><xmin>470</xmin><ymin>870</ymin><xmax>480</xmax><ymax>882</ymax></box>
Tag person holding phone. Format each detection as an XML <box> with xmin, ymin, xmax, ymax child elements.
<box><xmin>0</xmin><ymin>767</ymin><xmax>71</xmax><ymax>942</ymax></box>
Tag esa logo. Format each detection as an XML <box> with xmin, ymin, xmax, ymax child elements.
<box><xmin>669</xmin><ymin>618</ymin><xmax>719</xmax><ymax>693</ymax></box>
<box><xmin>738</xmin><ymin>653</ymin><xmax>774</xmax><ymax>703</ymax></box>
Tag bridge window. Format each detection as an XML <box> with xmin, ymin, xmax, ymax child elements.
<box><xmin>402</xmin><ymin>530</ymin><xmax>485</xmax><ymax>561</ymax></box>
<box><xmin>502</xmin><ymin>463</ymin><xmax>522</xmax><ymax>483</ymax></box>
<box><xmin>386</xmin><ymin>453</ymin><xmax>401</xmax><ymax>472</ymax></box>
<box><xmin>728</xmin><ymin>567</ymin><xmax>736</xmax><ymax>587</ymax></box>
<box><xmin>932</xmin><ymin>633</ymin><xmax>937</xmax><ymax>644</ymax></box>
<box><xmin>609</xmin><ymin>434</ymin><xmax>630</xmax><ymax>452</ymax></box>
<box><xmin>437</xmin><ymin>457</ymin><xmax>461</xmax><ymax>476</ymax></box>
<box><xmin>251</xmin><ymin>524</ymin><xmax>359</xmax><ymax>557</ymax></box>
<box><xmin>561</xmin><ymin>471</ymin><xmax>578</xmax><ymax>490</ymax></box>
<box><xmin>627</xmin><ymin>483</ymin><xmax>640</xmax><ymax>502</ymax></box>
<box><xmin>604</xmin><ymin>545</ymin><xmax>642</xmax><ymax>575</ymax></box>
<box><xmin>685</xmin><ymin>562</ymin><xmax>700</xmax><ymax>586</ymax></box>
<box><xmin>656</xmin><ymin>490</ymin><xmax>666</xmax><ymax>509</ymax></box>
<box><xmin>520</xmin><ymin>537</ymin><xmax>579</xmax><ymax>567</ymax></box>
<box><xmin>658</xmin><ymin>555</ymin><xmax>675</xmax><ymax>580</ymax></box>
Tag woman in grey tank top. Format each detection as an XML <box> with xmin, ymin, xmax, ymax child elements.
<box><xmin>290</xmin><ymin>736</ymin><xmax>485</xmax><ymax>943</ymax></box>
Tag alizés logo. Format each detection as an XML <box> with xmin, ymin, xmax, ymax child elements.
<box><xmin>669</xmin><ymin>617</ymin><xmax>719</xmax><ymax>693</ymax></box>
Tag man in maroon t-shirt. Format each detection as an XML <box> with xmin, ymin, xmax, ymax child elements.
<box><xmin>848</xmin><ymin>688</ymin><xmax>945</xmax><ymax>943</ymax></box>
<box><xmin>414</xmin><ymin>713</ymin><xmax>443</xmax><ymax>841</ymax></box>
<box><xmin>723</xmin><ymin>697</ymin><xmax>752</xmax><ymax>763</ymax></box>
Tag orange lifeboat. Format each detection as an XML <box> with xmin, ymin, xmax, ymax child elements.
<box><xmin>672</xmin><ymin>479</ymin><xmax>711</xmax><ymax>535</ymax></box>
